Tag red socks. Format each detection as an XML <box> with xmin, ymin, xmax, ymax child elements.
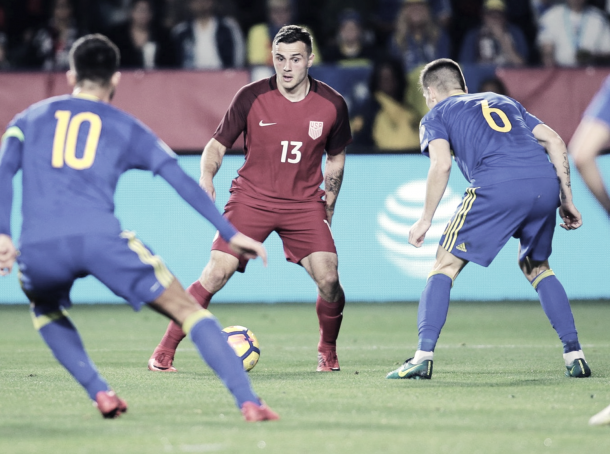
<box><xmin>187</xmin><ymin>280</ymin><xmax>213</xmax><ymax>309</ymax></box>
<box><xmin>316</xmin><ymin>295</ymin><xmax>345</xmax><ymax>351</ymax></box>
<box><xmin>156</xmin><ymin>281</ymin><xmax>214</xmax><ymax>352</ymax></box>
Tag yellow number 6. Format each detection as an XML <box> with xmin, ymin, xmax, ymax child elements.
<box><xmin>52</xmin><ymin>110</ymin><xmax>102</xmax><ymax>169</ymax></box>
<box><xmin>481</xmin><ymin>100</ymin><xmax>512</xmax><ymax>133</ymax></box>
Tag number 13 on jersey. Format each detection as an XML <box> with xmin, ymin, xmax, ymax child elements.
<box><xmin>280</xmin><ymin>141</ymin><xmax>302</xmax><ymax>163</ymax></box>
<box><xmin>52</xmin><ymin>110</ymin><xmax>102</xmax><ymax>169</ymax></box>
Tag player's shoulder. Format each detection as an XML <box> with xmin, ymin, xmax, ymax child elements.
<box><xmin>310</xmin><ymin>77</ymin><xmax>348</xmax><ymax>113</ymax></box>
<box><xmin>239</xmin><ymin>76</ymin><xmax>274</xmax><ymax>96</ymax></box>
<box><xmin>231</xmin><ymin>76</ymin><xmax>275</xmax><ymax>105</ymax></box>
<box><xmin>311</xmin><ymin>78</ymin><xmax>346</xmax><ymax>102</ymax></box>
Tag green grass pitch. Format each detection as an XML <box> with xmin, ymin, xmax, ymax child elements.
<box><xmin>1</xmin><ymin>301</ymin><xmax>610</xmax><ymax>454</ymax></box>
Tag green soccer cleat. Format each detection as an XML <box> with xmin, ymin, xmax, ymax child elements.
<box><xmin>565</xmin><ymin>357</ymin><xmax>591</xmax><ymax>378</ymax></box>
<box><xmin>386</xmin><ymin>358</ymin><xmax>433</xmax><ymax>380</ymax></box>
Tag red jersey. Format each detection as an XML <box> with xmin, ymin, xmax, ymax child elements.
<box><xmin>213</xmin><ymin>76</ymin><xmax>352</xmax><ymax>206</ymax></box>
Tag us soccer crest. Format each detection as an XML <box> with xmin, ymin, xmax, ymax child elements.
<box><xmin>309</xmin><ymin>121</ymin><xmax>323</xmax><ymax>140</ymax></box>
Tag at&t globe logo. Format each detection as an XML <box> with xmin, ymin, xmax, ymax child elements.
<box><xmin>376</xmin><ymin>180</ymin><xmax>462</xmax><ymax>278</ymax></box>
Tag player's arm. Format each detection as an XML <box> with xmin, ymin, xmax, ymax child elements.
<box><xmin>0</xmin><ymin>125</ymin><xmax>23</xmax><ymax>275</ymax></box>
<box><xmin>533</xmin><ymin>123</ymin><xmax>582</xmax><ymax>230</ymax></box>
<box><xmin>323</xmin><ymin>149</ymin><xmax>346</xmax><ymax>226</ymax></box>
<box><xmin>409</xmin><ymin>138</ymin><xmax>452</xmax><ymax>248</ymax></box>
<box><xmin>157</xmin><ymin>160</ymin><xmax>267</xmax><ymax>264</ymax></box>
<box><xmin>569</xmin><ymin>118</ymin><xmax>610</xmax><ymax>215</ymax></box>
<box><xmin>199</xmin><ymin>138</ymin><xmax>228</xmax><ymax>202</ymax></box>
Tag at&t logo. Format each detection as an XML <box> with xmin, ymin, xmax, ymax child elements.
<box><xmin>376</xmin><ymin>180</ymin><xmax>461</xmax><ymax>278</ymax></box>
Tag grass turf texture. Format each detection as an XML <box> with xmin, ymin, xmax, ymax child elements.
<box><xmin>1</xmin><ymin>301</ymin><xmax>610</xmax><ymax>454</ymax></box>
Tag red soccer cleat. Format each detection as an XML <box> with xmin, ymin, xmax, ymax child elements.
<box><xmin>241</xmin><ymin>401</ymin><xmax>280</xmax><ymax>422</ymax></box>
<box><xmin>317</xmin><ymin>349</ymin><xmax>340</xmax><ymax>372</ymax></box>
<box><xmin>148</xmin><ymin>347</ymin><xmax>177</xmax><ymax>372</ymax></box>
<box><xmin>94</xmin><ymin>390</ymin><xmax>128</xmax><ymax>419</ymax></box>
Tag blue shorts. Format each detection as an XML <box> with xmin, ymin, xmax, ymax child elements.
<box><xmin>17</xmin><ymin>231</ymin><xmax>173</xmax><ymax>310</ymax></box>
<box><xmin>440</xmin><ymin>178</ymin><xmax>560</xmax><ymax>267</ymax></box>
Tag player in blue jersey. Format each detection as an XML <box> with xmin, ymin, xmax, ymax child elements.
<box><xmin>0</xmin><ymin>34</ymin><xmax>279</xmax><ymax>422</ymax></box>
<box><xmin>569</xmin><ymin>75</ymin><xmax>610</xmax><ymax>425</ymax></box>
<box><xmin>386</xmin><ymin>58</ymin><xmax>589</xmax><ymax>380</ymax></box>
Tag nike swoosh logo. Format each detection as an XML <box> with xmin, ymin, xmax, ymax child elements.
<box><xmin>259</xmin><ymin>121</ymin><xmax>277</xmax><ymax>126</ymax></box>
<box><xmin>398</xmin><ymin>365</ymin><xmax>419</xmax><ymax>377</ymax></box>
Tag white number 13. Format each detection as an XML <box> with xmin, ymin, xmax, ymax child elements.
<box><xmin>280</xmin><ymin>141</ymin><xmax>302</xmax><ymax>163</ymax></box>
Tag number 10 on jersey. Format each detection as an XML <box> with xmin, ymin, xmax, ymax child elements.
<box><xmin>280</xmin><ymin>141</ymin><xmax>302</xmax><ymax>163</ymax></box>
<box><xmin>52</xmin><ymin>110</ymin><xmax>102</xmax><ymax>170</ymax></box>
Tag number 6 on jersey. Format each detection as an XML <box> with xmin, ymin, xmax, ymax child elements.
<box><xmin>280</xmin><ymin>141</ymin><xmax>302</xmax><ymax>163</ymax></box>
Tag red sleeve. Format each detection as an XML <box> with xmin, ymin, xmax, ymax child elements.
<box><xmin>325</xmin><ymin>94</ymin><xmax>352</xmax><ymax>155</ymax></box>
<box><xmin>212</xmin><ymin>86</ymin><xmax>250</xmax><ymax>149</ymax></box>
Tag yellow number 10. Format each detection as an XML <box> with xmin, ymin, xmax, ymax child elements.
<box><xmin>481</xmin><ymin>100</ymin><xmax>512</xmax><ymax>133</ymax></box>
<box><xmin>52</xmin><ymin>110</ymin><xmax>102</xmax><ymax>169</ymax></box>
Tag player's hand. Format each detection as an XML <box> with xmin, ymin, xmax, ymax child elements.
<box><xmin>228</xmin><ymin>233</ymin><xmax>268</xmax><ymax>266</ymax></box>
<box><xmin>0</xmin><ymin>234</ymin><xmax>17</xmax><ymax>276</ymax></box>
<box><xmin>200</xmin><ymin>177</ymin><xmax>216</xmax><ymax>202</ymax></box>
<box><xmin>408</xmin><ymin>219</ymin><xmax>431</xmax><ymax>248</ymax></box>
<box><xmin>559</xmin><ymin>203</ymin><xmax>583</xmax><ymax>230</ymax></box>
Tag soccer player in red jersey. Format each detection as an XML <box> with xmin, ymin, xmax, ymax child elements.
<box><xmin>149</xmin><ymin>25</ymin><xmax>352</xmax><ymax>373</ymax></box>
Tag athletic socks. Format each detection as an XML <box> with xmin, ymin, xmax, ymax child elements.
<box><xmin>413</xmin><ymin>350</ymin><xmax>434</xmax><ymax>364</ymax></box>
<box><xmin>32</xmin><ymin>307</ymin><xmax>109</xmax><ymax>401</ymax></box>
<box><xmin>316</xmin><ymin>295</ymin><xmax>345</xmax><ymax>351</ymax></box>
<box><xmin>185</xmin><ymin>311</ymin><xmax>258</xmax><ymax>408</ymax></box>
<box><xmin>532</xmin><ymin>271</ymin><xmax>581</xmax><ymax>353</ymax></box>
<box><xmin>188</xmin><ymin>280</ymin><xmax>213</xmax><ymax>309</ymax></box>
<box><xmin>157</xmin><ymin>281</ymin><xmax>214</xmax><ymax>353</ymax></box>
<box><xmin>417</xmin><ymin>273</ymin><xmax>452</xmax><ymax>353</ymax></box>
<box><xmin>563</xmin><ymin>350</ymin><xmax>586</xmax><ymax>366</ymax></box>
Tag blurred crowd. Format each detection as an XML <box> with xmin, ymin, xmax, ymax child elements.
<box><xmin>1</xmin><ymin>0</ymin><xmax>610</xmax><ymax>151</ymax></box>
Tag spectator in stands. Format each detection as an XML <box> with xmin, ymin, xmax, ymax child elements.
<box><xmin>530</xmin><ymin>0</ymin><xmax>558</xmax><ymax>23</ymax></box>
<box><xmin>172</xmin><ymin>0</ymin><xmax>244</xmax><ymax>69</ymax></box>
<box><xmin>323</xmin><ymin>8</ymin><xmax>375</xmax><ymax>67</ymax></box>
<box><xmin>247</xmin><ymin>0</ymin><xmax>321</xmax><ymax>66</ymax></box>
<box><xmin>389</xmin><ymin>0</ymin><xmax>450</xmax><ymax>75</ymax></box>
<box><xmin>19</xmin><ymin>0</ymin><xmax>84</xmax><ymax>70</ymax></box>
<box><xmin>459</xmin><ymin>0</ymin><xmax>528</xmax><ymax>67</ymax></box>
<box><xmin>477</xmin><ymin>75</ymin><xmax>509</xmax><ymax>95</ymax></box>
<box><xmin>108</xmin><ymin>0</ymin><xmax>175</xmax><ymax>69</ymax></box>
<box><xmin>373</xmin><ymin>0</ymin><xmax>452</xmax><ymax>49</ymax></box>
<box><xmin>0</xmin><ymin>32</ymin><xmax>10</xmax><ymax>70</ymax></box>
<box><xmin>351</xmin><ymin>57</ymin><xmax>420</xmax><ymax>151</ymax></box>
<box><xmin>538</xmin><ymin>0</ymin><xmax>610</xmax><ymax>67</ymax></box>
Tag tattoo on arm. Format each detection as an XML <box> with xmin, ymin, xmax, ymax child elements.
<box><xmin>556</xmin><ymin>152</ymin><xmax>571</xmax><ymax>203</ymax></box>
<box><xmin>325</xmin><ymin>167</ymin><xmax>344</xmax><ymax>211</ymax></box>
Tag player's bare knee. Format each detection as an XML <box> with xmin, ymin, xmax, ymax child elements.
<box><xmin>315</xmin><ymin>272</ymin><xmax>340</xmax><ymax>297</ymax></box>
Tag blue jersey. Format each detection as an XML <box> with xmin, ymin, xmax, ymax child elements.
<box><xmin>419</xmin><ymin>92</ymin><xmax>557</xmax><ymax>186</ymax></box>
<box><xmin>583</xmin><ymin>75</ymin><xmax>610</xmax><ymax>126</ymax></box>
<box><xmin>0</xmin><ymin>94</ymin><xmax>236</xmax><ymax>245</ymax></box>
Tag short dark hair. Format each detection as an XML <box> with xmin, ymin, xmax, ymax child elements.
<box><xmin>69</xmin><ymin>34</ymin><xmax>120</xmax><ymax>86</ymax></box>
<box><xmin>419</xmin><ymin>58</ymin><xmax>466</xmax><ymax>94</ymax></box>
<box><xmin>272</xmin><ymin>25</ymin><xmax>313</xmax><ymax>55</ymax></box>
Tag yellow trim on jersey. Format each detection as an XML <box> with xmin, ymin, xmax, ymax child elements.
<box><xmin>2</xmin><ymin>126</ymin><xmax>24</xmax><ymax>142</ymax></box>
<box><xmin>182</xmin><ymin>309</ymin><xmax>214</xmax><ymax>336</ymax></box>
<box><xmin>531</xmin><ymin>270</ymin><xmax>555</xmax><ymax>290</ymax></box>
<box><xmin>442</xmin><ymin>188</ymin><xmax>478</xmax><ymax>252</ymax></box>
<box><xmin>428</xmin><ymin>269</ymin><xmax>454</xmax><ymax>287</ymax></box>
<box><xmin>73</xmin><ymin>93</ymin><xmax>100</xmax><ymax>101</ymax></box>
<box><xmin>120</xmin><ymin>230</ymin><xmax>174</xmax><ymax>288</ymax></box>
<box><xmin>30</xmin><ymin>308</ymin><xmax>70</xmax><ymax>331</ymax></box>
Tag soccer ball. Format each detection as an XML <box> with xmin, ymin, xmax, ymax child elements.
<box><xmin>221</xmin><ymin>325</ymin><xmax>260</xmax><ymax>372</ymax></box>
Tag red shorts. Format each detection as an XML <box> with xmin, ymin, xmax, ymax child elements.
<box><xmin>211</xmin><ymin>199</ymin><xmax>337</xmax><ymax>272</ymax></box>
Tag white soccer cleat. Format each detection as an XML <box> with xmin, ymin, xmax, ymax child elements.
<box><xmin>589</xmin><ymin>404</ymin><xmax>610</xmax><ymax>426</ymax></box>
